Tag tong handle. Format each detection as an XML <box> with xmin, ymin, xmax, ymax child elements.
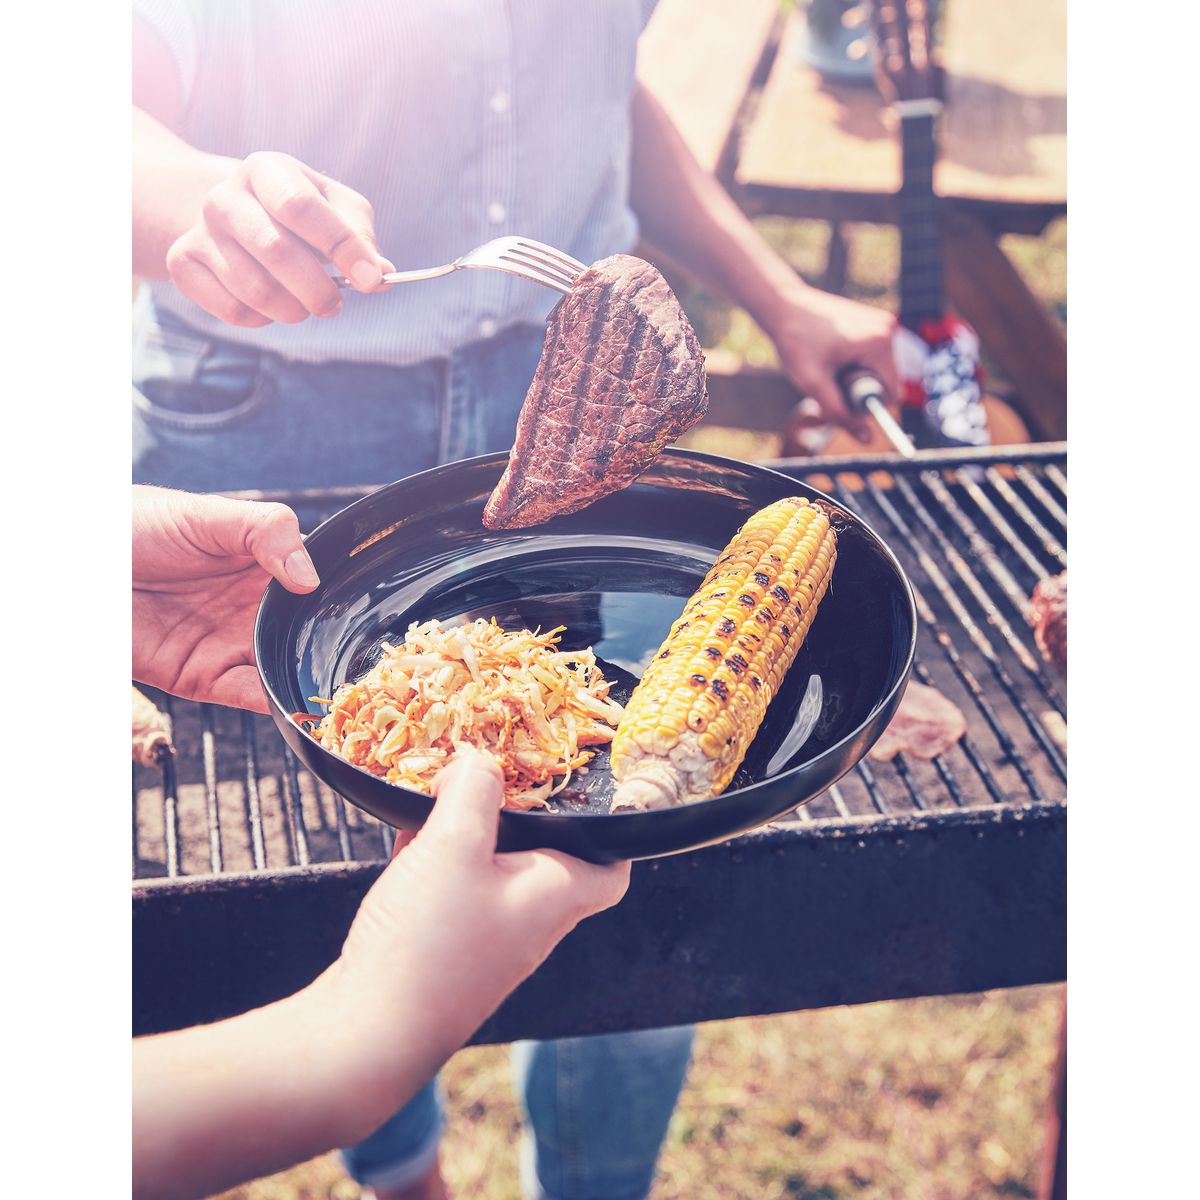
<box><xmin>838</xmin><ymin>367</ymin><xmax>917</xmax><ymax>459</ymax></box>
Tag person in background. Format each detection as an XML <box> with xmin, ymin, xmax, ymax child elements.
<box><xmin>132</xmin><ymin>486</ymin><xmax>629</xmax><ymax>1200</ymax></box>
<box><xmin>132</xmin><ymin>5</ymin><xmax>897</xmax><ymax>1196</ymax></box>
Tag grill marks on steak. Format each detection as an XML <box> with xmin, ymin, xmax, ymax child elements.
<box><xmin>483</xmin><ymin>255</ymin><xmax>708</xmax><ymax>528</ymax></box>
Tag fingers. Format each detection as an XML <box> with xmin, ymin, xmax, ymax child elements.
<box><xmin>193</xmin><ymin>225</ymin><xmax>314</xmax><ymax>325</ymax></box>
<box><xmin>202</xmin><ymin>182</ymin><xmax>345</xmax><ymax>318</ymax></box>
<box><xmin>164</xmin><ymin>246</ymin><xmax>271</xmax><ymax>328</ymax></box>
<box><xmin>811</xmin><ymin>376</ymin><xmax>874</xmax><ymax>444</ymax></box>
<box><xmin>202</xmin><ymin>664</ymin><xmax>271</xmax><ymax>714</ymax></box>
<box><xmin>166</xmin><ymin>151</ymin><xmax>389</xmax><ymax>328</ymax></box>
<box><xmin>242</xmin><ymin>152</ymin><xmax>389</xmax><ymax>291</ymax></box>
<box><xmin>501</xmin><ymin>848</ymin><xmax>632</xmax><ymax>923</ymax></box>
<box><xmin>419</xmin><ymin>748</ymin><xmax>505</xmax><ymax>860</ymax></box>
<box><xmin>540</xmin><ymin>851</ymin><xmax>631</xmax><ymax>917</ymax></box>
<box><xmin>390</xmin><ymin>830</ymin><xmax>417</xmax><ymax>859</ymax></box>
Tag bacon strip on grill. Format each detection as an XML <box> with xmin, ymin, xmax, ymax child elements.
<box><xmin>870</xmin><ymin>681</ymin><xmax>967</xmax><ymax>762</ymax></box>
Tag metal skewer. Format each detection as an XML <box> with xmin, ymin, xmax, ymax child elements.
<box><xmin>840</xmin><ymin>369</ymin><xmax>917</xmax><ymax>458</ymax></box>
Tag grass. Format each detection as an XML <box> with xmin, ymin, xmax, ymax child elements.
<box><xmin>216</xmin><ymin>214</ymin><xmax>1067</xmax><ymax>1200</ymax></box>
<box><xmin>218</xmin><ymin>985</ymin><xmax>1062</xmax><ymax>1200</ymax></box>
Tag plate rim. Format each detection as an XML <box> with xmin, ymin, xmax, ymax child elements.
<box><xmin>255</xmin><ymin>448</ymin><xmax>917</xmax><ymax>824</ymax></box>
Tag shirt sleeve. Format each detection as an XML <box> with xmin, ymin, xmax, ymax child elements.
<box><xmin>133</xmin><ymin>0</ymin><xmax>199</xmax><ymax>110</ymax></box>
<box><xmin>639</xmin><ymin>0</ymin><xmax>660</xmax><ymax>33</ymax></box>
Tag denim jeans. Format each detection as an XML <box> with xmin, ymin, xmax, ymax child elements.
<box><xmin>132</xmin><ymin>296</ymin><xmax>697</xmax><ymax>1199</ymax></box>
<box><xmin>133</xmin><ymin>290</ymin><xmax>546</xmax><ymax>522</ymax></box>
<box><xmin>343</xmin><ymin>1029</ymin><xmax>696</xmax><ymax>1199</ymax></box>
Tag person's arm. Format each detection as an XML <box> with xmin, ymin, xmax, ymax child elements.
<box><xmin>629</xmin><ymin>82</ymin><xmax>898</xmax><ymax>437</ymax></box>
<box><xmin>133</xmin><ymin>14</ymin><xmax>392</xmax><ymax>323</ymax></box>
<box><xmin>133</xmin><ymin>14</ymin><xmax>237</xmax><ymax>278</ymax></box>
<box><xmin>133</xmin><ymin>752</ymin><xmax>630</xmax><ymax>1200</ymax></box>
<box><xmin>132</xmin><ymin>105</ymin><xmax>239</xmax><ymax>282</ymax></box>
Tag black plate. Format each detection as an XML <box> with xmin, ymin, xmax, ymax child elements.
<box><xmin>255</xmin><ymin>450</ymin><xmax>916</xmax><ymax>862</ymax></box>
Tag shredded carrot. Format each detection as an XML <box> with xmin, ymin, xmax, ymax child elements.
<box><xmin>310</xmin><ymin>618</ymin><xmax>624</xmax><ymax>810</ymax></box>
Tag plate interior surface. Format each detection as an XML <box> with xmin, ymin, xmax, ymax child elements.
<box><xmin>256</xmin><ymin>451</ymin><xmax>915</xmax><ymax>859</ymax></box>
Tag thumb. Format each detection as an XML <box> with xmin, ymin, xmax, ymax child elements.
<box><xmin>239</xmin><ymin>502</ymin><xmax>321</xmax><ymax>593</ymax></box>
<box><xmin>303</xmin><ymin>166</ymin><xmax>392</xmax><ymax>290</ymax></box>
<box><xmin>418</xmin><ymin>747</ymin><xmax>506</xmax><ymax>860</ymax></box>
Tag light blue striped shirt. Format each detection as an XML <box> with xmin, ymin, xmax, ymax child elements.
<box><xmin>136</xmin><ymin>0</ymin><xmax>657</xmax><ymax>366</ymax></box>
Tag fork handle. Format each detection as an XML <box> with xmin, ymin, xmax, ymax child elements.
<box><xmin>332</xmin><ymin>263</ymin><xmax>459</xmax><ymax>288</ymax></box>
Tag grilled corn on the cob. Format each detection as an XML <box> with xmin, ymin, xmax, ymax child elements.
<box><xmin>611</xmin><ymin>497</ymin><xmax>837</xmax><ymax>810</ymax></box>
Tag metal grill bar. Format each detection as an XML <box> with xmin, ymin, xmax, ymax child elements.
<box><xmin>857</xmin><ymin>481</ymin><xmax>1067</xmax><ymax>781</ymax></box>
<box><xmin>960</xmin><ymin>475</ymin><xmax>1054</xmax><ymax>579</ymax></box>
<box><xmin>281</xmin><ymin>752</ymin><xmax>311</xmax><ymax>868</ymax></box>
<box><xmin>241</xmin><ymin>712</ymin><xmax>267</xmax><ymax>871</ymax></box>
<box><xmin>890</xmin><ymin>755</ymin><xmax>930</xmax><ymax>811</ymax></box>
<box><xmin>912</xmin><ymin>660</ymin><xmax>1005</xmax><ymax>806</ymax></box>
<box><xmin>827</xmin><ymin>782</ymin><xmax>852</xmax><ymax>819</ymax></box>
<box><xmin>325</xmin><ymin>782</ymin><xmax>354</xmax><ymax>862</ymax></box>
<box><xmin>200</xmin><ymin>706</ymin><xmax>224</xmax><ymax>875</ymax></box>
<box><xmin>854</xmin><ymin>759</ymin><xmax>891</xmax><ymax>815</ymax></box>
<box><xmin>923</xmin><ymin>470</ymin><xmax>1050</xmax><ymax>600</ymax></box>
<box><xmin>1041</xmin><ymin>463</ymin><xmax>1069</xmax><ymax>506</ymax></box>
<box><xmin>827</xmin><ymin>478</ymin><xmax>1049</xmax><ymax>803</ymax></box>
<box><xmin>1018</xmin><ymin>465</ymin><xmax>1069</xmax><ymax>528</ymax></box>
<box><xmin>891</xmin><ymin>474</ymin><xmax>1065</xmax><ymax>714</ymax></box>
<box><xmin>217</xmin><ymin>444</ymin><xmax>1068</xmax><ymax>512</ymax></box>
<box><xmin>161</xmin><ymin>695</ymin><xmax>180</xmax><ymax>878</ymax></box>
<box><xmin>982</xmin><ymin>470</ymin><xmax>1067</xmax><ymax>570</ymax></box>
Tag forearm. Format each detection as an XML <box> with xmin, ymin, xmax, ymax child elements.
<box><xmin>133</xmin><ymin>107</ymin><xmax>237</xmax><ymax>278</ymax></box>
<box><xmin>628</xmin><ymin>82</ymin><xmax>807</xmax><ymax>339</ymax></box>
<box><xmin>132</xmin><ymin>966</ymin><xmax>443</xmax><ymax>1200</ymax></box>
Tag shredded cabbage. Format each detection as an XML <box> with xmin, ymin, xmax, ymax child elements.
<box><xmin>310</xmin><ymin>618</ymin><xmax>624</xmax><ymax>810</ymax></box>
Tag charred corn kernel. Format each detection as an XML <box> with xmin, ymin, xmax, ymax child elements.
<box><xmin>611</xmin><ymin>497</ymin><xmax>838</xmax><ymax>810</ymax></box>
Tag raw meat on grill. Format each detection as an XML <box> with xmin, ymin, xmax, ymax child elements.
<box><xmin>869</xmin><ymin>681</ymin><xmax>967</xmax><ymax>762</ymax></box>
<box><xmin>1028</xmin><ymin>571</ymin><xmax>1067</xmax><ymax>674</ymax></box>
<box><xmin>483</xmin><ymin>254</ymin><xmax>709</xmax><ymax>529</ymax></box>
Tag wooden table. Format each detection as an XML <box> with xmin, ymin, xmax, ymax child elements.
<box><xmin>640</xmin><ymin>0</ymin><xmax>1067</xmax><ymax>440</ymax></box>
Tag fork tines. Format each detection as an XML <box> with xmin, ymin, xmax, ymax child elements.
<box><xmin>514</xmin><ymin>238</ymin><xmax>587</xmax><ymax>275</ymax></box>
<box><xmin>498</xmin><ymin>238</ymin><xmax>585</xmax><ymax>294</ymax></box>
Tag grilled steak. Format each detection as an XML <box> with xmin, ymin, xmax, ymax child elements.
<box><xmin>483</xmin><ymin>254</ymin><xmax>708</xmax><ymax>529</ymax></box>
<box><xmin>1028</xmin><ymin>571</ymin><xmax>1067</xmax><ymax>674</ymax></box>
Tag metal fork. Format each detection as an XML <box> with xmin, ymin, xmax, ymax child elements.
<box><xmin>333</xmin><ymin>236</ymin><xmax>586</xmax><ymax>295</ymax></box>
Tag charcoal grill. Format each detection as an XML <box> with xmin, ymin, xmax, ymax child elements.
<box><xmin>133</xmin><ymin>443</ymin><xmax>1066</xmax><ymax>1039</ymax></box>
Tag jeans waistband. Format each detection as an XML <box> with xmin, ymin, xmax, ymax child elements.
<box><xmin>141</xmin><ymin>295</ymin><xmax>540</xmax><ymax>379</ymax></box>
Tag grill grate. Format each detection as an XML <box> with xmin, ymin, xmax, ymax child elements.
<box><xmin>132</xmin><ymin>444</ymin><xmax>1066</xmax><ymax>882</ymax></box>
